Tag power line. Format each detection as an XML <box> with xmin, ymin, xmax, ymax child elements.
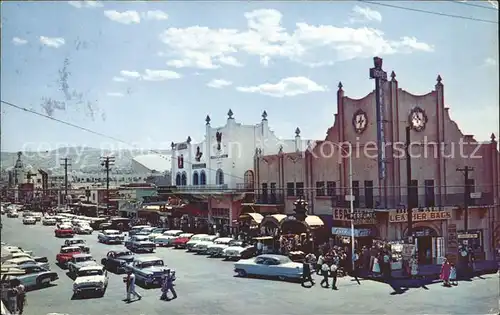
<box><xmin>360</xmin><ymin>0</ymin><xmax>499</xmax><ymax>24</ymax></box>
<box><xmin>450</xmin><ymin>0</ymin><xmax>498</xmax><ymax>11</ymax></box>
<box><xmin>1</xmin><ymin>99</ymin><xmax>246</xmax><ymax>181</ymax></box>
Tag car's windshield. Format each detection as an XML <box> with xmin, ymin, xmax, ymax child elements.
<box><xmin>229</xmin><ymin>241</ymin><xmax>243</xmax><ymax>247</ymax></box>
<box><xmin>191</xmin><ymin>235</ymin><xmax>205</xmax><ymax>241</ymax></box>
<box><xmin>215</xmin><ymin>239</ymin><xmax>231</xmax><ymax>244</ymax></box>
<box><xmin>106</xmin><ymin>231</ymin><xmax>120</xmax><ymax>235</ymax></box>
<box><xmin>152</xmin><ymin>228</ymin><xmax>164</xmax><ymax>233</ymax></box>
<box><xmin>69</xmin><ymin>240</ymin><xmax>83</xmax><ymax>244</ymax></box>
<box><xmin>202</xmin><ymin>237</ymin><xmax>215</xmax><ymax>242</ymax></box>
<box><xmin>75</xmin><ymin>256</ymin><xmax>92</xmax><ymax>262</ymax></box>
<box><xmin>62</xmin><ymin>248</ymin><xmax>79</xmax><ymax>253</ymax></box>
<box><xmin>116</xmin><ymin>251</ymin><xmax>132</xmax><ymax>257</ymax></box>
<box><xmin>77</xmin><ymin>269</ymin><xmax>103</xmax><ymax>277</ymax></box>
<box><xmin>137</xmin><ymin>260</ymin><xmax>164</xmax><ymax>268</ymax></box>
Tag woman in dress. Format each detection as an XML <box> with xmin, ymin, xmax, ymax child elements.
<box><xmin>372</xmin><ymin>255</ymin><xmax>381</xmax><ymax>277</ymax></box>
<box><xmin>440</xmin><ymin>257</ymin><xmax>452</xmax><ymax>286</ymax></box>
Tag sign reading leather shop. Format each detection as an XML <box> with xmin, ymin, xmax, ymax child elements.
<box><xmin>389</xmin><ymin>211</ymin><xmax>452</xmax><ymax>223</ymax></box>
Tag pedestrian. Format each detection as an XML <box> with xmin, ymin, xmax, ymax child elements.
<box><xmin>440</xmin><ymin>258</ymin><xmax>451</xmax><ymax>287</ymax></box>
<box><xmin>320</xmin><ymin>262</ymin><xmax>330</xmax><ymax>288</ymax></box>
<box><xmin>449</xmin><ymin>263</ymin><xmax>458</xmax><ymax>286</ymax></box>
<box><xmin>7</xmin><ymin>280</ymin><xmax>18</xmax><ymax>314</ymax></box>
<box><xmin>351</xmin><ymin>250</ymin><xmax>361</xmax><ymax>285</ymax></box>
<box><xmin>161</xmin><ymin>269</ymin><xmax>177</xmax><ymax>300</ymax></box>
<box><xmin>382</xmin><ymin>251</ymin><xmax>391</xmax><ymax>280</ymax></box>
<box><xmin>330</xmin><ymin>260</ymin><xmax>339</xmax><ymax>290</ymax></box>
<box><xmin>301</xmin><ymin>258</ymin><xmax>315</xmax><ymax>287</ymax></box>
<box><xmin>316</xmin><ymin>253</ymin><xmax>324</xmax><ymax>275</ymax></box>
<box><xmin>124</xmin><ymin>270</ymin><xmax>142</xmax><ymax>302</ymax></box>
<box><xmin>372</xmin><ymin>256</ymin><xmax>381</xmax><ymax>278</ymax></box>
<box><xmin>410</xmin><ymin>255</ymin><xmax>419</xmax><ymax>279</ymax></box>
<box><xmin>15</xmin><ymin>279</ymin><xmax>26</xmax><ymax>315</ymax></box>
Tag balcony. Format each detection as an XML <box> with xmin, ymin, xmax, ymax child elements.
<box><xmin>255</xmin><ymin>193</ymin><xmax>285</xmax><ymax>205</ymax></box>
<box><xmin>173</xmin><ymin>184</ymin><xmax>230</xmax><ymax>193</ymax></box>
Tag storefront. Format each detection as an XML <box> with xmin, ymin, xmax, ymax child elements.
<box><xmin>238</xmin><ymin>211</ymin><xmax>264</xmax><ymax>237</ymax></box>
<box><xmin>331</xmin><ymin>208</ymin><xmax>378</xmax><ymax>248</ymax></box>
<box><xmin>331</xmin><ymin>227</ymin><xmax>375</xmax><ymax>248</ymax></box>
<box><xmin>260</xmin><ymin>214</ymin><xmax>287</xmax><ymax>237</ymax></box>
<box><xmin>458</xmin><ymin>229</ymin><xmax>484</xmax><ymax>260</ymax></box>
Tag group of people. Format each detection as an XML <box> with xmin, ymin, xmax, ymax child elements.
<box><xmin>439</xmin><ymin>257</ymin><xmax>458</xmax><ymax>287</ymax></box>
<box><xmin>123</xmin><ymin>268</ymin><xmax>178</xmax><ymax>303</ymax></box>
<box><xmin>5</xmin><ymin>279</ymin><xmax>26</xmax><ymax>315</ymax></box>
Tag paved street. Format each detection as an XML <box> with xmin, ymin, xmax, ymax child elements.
<box><xmin>1</xmin><ymin>217</ymin><xmax>499</xmax><ymax>315</ymax></box>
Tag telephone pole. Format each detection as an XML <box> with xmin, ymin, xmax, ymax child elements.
<box><xmin>456</xmin><ymin>166</ymin><xmax>474</xmax><ymax>232</ymax></box>
<box><xmin>405</xmin><ymin>126</ymin><xmax>414</xmax><ymax>242</ymax></box>
<box><xmin>60</xmin><ymin>157</ymin><xmax>71</xmax><ymax>206</ymax></box>
<box><xmin>100</xmin><ymin>156</ymin><xmax>115</xmax><ymax>215</ymax></box>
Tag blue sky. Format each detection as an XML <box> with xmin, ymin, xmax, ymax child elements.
<box><xmin>1</xmin><ymin>0</ymin><xmax>498</xmax><ymax>152</ymax></box>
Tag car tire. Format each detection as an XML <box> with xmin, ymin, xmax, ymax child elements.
<box><xmin>235</xmin><ymin>269</ymin><xmax>247</xmax><ymax>277</ymax></box>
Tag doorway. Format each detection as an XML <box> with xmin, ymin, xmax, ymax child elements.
<box><xmin>408</xmin><ymin>226</ymin><xmax>441</xmax><ymax>265</ymax></box>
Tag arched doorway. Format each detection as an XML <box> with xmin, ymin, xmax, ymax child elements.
<box><xmin>404</xmin><ymin>224</ymin><xmax>442</xmax><ymax>265</ymax></box>
<box><xmin>193</xmin><ymin>172</ymin><xmax>199</xmax><ymax>185</ymax></box>
<box><xmin>175</xmin><ymin>173</ymin><xmax>181</xmax><ymax>186</ymax></box>
<box><xmin>181</xmin><ymin>172</ymin><xmax>187</xmax><ymax>186</ymax></box>
<box><xmin>200</xmin><ymin>171</ymin><xmax>206</xmax><ymax>185</ymax></box>
<box><xmin>243</xmin><ymin>170</ymin><xmax>254</xmax><ymax>190</ymax></box>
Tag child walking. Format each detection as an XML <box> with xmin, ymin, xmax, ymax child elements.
<box><xmin>449</xmin><ymin>263</ymin><xmax>458</xmax><ymax>286</ymax></box>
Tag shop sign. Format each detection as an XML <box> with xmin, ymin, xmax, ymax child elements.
<box><xmin>210</xmin><ymin>154</ymin><xmax>228</xmax><ymax>159</ymax></box>
<box><xmin>389</xmin><ymin>211</ymin><xmax>451</xmax><ymax>223</ymax></box>
<box><xmin>446</xmin><ymin>223</ymin><xmax>458</xmax><ymax>264</ymax></box>
<box><xmin>192</xmin><ymin>163</ymin><xmax>206</xmax><ymax>170</ymax></box>
<box><xmin>331</xmin><ymin>227</ymin><xmax>373</xmax><ymax>237</ymax></box>
<box><xmin>332</xmin><ymin>208</ymin><xmax>377</xmax><ymax>224</ymax></box>
<box><xmin>177</xmin><ymin>143</ymin><xmax>188</xmax><ymax>150</ymax></box>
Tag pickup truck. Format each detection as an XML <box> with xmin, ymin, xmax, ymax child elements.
<box><xmin>123</xmin><ymin>256</ymin><xmax>172</xmax><ymax>288</ymax></box>
<box><xmin>100</xmin><ymin>250</ymin><xmax>135</xmax><ymax>273</ymax></box>
<box><xmin>67</xmin><ymin>253</ymin><xmax>99</xmax><ymax>275</ymax></box>
<box><xmin>125</xmin><ymin>236</ymin><xmax>156</xmax><ymax>253</ymax></box>
<box><xmin>55</xmin><ymin>246</ymin><xmax>82</xmax><ymax>267</ymax></box>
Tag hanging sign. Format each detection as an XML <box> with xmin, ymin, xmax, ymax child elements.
<box><xmin>389</xmin><ymin>210</ymin><xmax>451</xmax><ymax>223</ymax></box>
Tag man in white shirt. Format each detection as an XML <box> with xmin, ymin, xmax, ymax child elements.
<box><xmin>257</xmin><ymin>241</ymin><xmax>263</xmax><ymax>255</ymax></box>
<box><xmin>125</xmin><ymin>271</ymin><xmax>142</xmax><ymax>302</ymax></box>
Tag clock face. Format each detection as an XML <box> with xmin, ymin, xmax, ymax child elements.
<box><xmin>409</xmin><ymin>107</ymin><xmax>427</xmax><ymax>132</ymax></box>
<box><xmin>352</xmin><ymin>110</ymin><xmax>368</xmax><ymax>134</ymax></box>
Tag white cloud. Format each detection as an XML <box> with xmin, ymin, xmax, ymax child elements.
<box><xmin>12</xmin><ymin>37</ymin><xmax>28</xmax><ymax>45</ymax></box>
<box><xmin>142</xmin><ymin>69</ymin><xmax>182</xmax><ymax>81</ymax></box>
<box><xmin>104</xmin><ymin>10</ymin><xmax>140</xmax><ymax>24</ymax></box>
<box><xmin>158</xmin><ymin>9</ymin><xmax>432</xmax><ymax>69</ymax></box>
<box><xmin>207</xmin><ymin>79</ymin><xmax>232</xmax><ymax>89</ymax></box>
<box><xmin>120</xmin><ymin>70</ymin><xmax>141</xmax><ymax>78</ymax></box>
<box><xmin>142</xmin><ymin>10</ymin><xmax>168</xmax><ymax>21</ymax></box>
<box><xmin>68</xmin><ymin>1</ymin><xmax>103</xmax><ymax>8</ymax></box>
<box><xmin>112</xmin><ymin>76</ymin><xmax>127</xmax><ymax>82</ymax></box>
<box><xmin>39</xmin><ymin>36</ymin><xmax>65</xmax><ymax>48</ymax></box>
<box><xmin>349</xmin><ymin>5</ymin><xmax>382</xmax><ymax>24</ymax></box>
<box><xmin>483</xmin><ymin>57</ymin><xmax>497</xmax><ymax>67</ymax></box>
<box><xmin>107</xmin><ymin>92</ymin><xmax>124</xmax><ymax>97</ymax></box>
<box><xmin>236</xmin><ymin>76</ymin><xmax>327</xmax><ymax>98</ymax></box>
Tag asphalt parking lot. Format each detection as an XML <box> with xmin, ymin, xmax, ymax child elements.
<box><xmin>1</xmin><ymin>216</ymin><xmax>499</xmax><ymax>315</ymax></box>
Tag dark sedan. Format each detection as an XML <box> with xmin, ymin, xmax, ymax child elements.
<box><xmin>100</xmin><ymin>250</ymin><xmax>134</xmax><ymax>273</ymax></box>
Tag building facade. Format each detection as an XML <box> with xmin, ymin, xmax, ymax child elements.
<box><xmin>255</xmin><ymin>57</ymin><xmax>500</xmax><ymax>262</ymax></box>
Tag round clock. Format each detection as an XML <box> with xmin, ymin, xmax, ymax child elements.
<box><xmin>352</xmin><ymin>109</ymin><xmax>368</xmax><ymax>134</ymax></box>
<box><xmin>409</xmin><ymin>107</ymin><xmax>427</xmax><ymax>132</ymax></box>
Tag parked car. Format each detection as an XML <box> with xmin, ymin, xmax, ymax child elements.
<box><xmin>192</xmin><ymin>235</ymin><xmax>219</xmax><ymax>254</ymax></box>
<box><xmin>9</xmin><ymin>252</ymin><xmax>49</xmax><ymax>264</ymax></box>
<box><xmin>100</xmin><ymin>250</ymin><xmax>134</xmax><ymax>273</ymax></box>
<box><xmin>55</xmin><ymin>225</ymin><xmax>75</xmax><ymax>238</ymax></box>
<box><xmin>147</xmin><ymin>228</ymin><xmax>169</xmax><ymax>241</ymax></box>
<box><xmin>154</xmin><ymin>230</ymin><xmax>183</xmax><ymax>247</ymax></box>
<box><xmin>125</xmin><ymin>236</ymin><xmax>156</xmax><ymax>253</ymax></box>
<box><xmin>3</xmin><ymin>257</ymin><xmax>50</xmax><ymax>271</ymax></box>
<box><xmin>73</xmin><ymin>265</ymin><xmax>108</xmax><ymax>297</ymax></box>
<box><xmin>135</xmin><ymin>226</ymin><xmax>156</xmax><ymax>236</ymax></box>
<box><xmin>22</xmin><ymin>217</ymin><xmax>37</xmax><ymax>225</ymax></box>
<box><xmin>129</xmin><ymin>225</ymin><xmax>151</xmax><ymax>236</ymax></box>
<box><xmin>62</xmin><ymin>238</ymin><xmax>90</xmax><ymax>253</ymax></box>
<box><xmin>123</xmin><ymin>256</ymin><xmax>170</xmax><ymax>288</ymax></box>
<box><xmin>42</xmin><ymin>217</ymin><xmax>57</xmax><ymax>226</ymax></box>
<box><xmin>97</xmin><ymin>217</ymin><xmax>131</xmax><ymax>232</ymax></box>
<box><xmin>222</xmin><ymin>241</ymin><xmax>256</xmax><ymax>260</ymax></box>
<box><xmin>206</xmin><ymin>237</ymin><xmax>236</xmax><ymax>257</ymax></box>
<box><xmin>172</xmin><ymin>233</ymin><xmax>194</xmax><ymax>249</ymax></box>
<box><xmin>234</xmin><ymin>254</ymin><xmax>303</xmax><ymax>281</ymax></box>
<box><xmin>2</xmin><ymin>246</ymin><xmax>33</xmax><ymax>256</ymax></box>
<box><xmin>185</xmin><ymin>234</ymin><xmax>210</xmax><ymax>251</ymax></box>
<box><xmin>56</xmin><ymin>246</ymin><xmax>82</xmax><ymax>267</ymax></box>
<box><xmin>22</xmin><ymin>211</ymin><xmax>33</xmax><ymax>218</ymax></box>
<box><xmin>32</xmin><ymin>213</ymin><xmax>43</xmax><ymax>222</ymax></box>
<box><xmin>74</xmin><ymin>222</ymin><xmax>93</xmax><ymax>235</ymax></box>
<box><xmin>7</xmin><ymin>211</ymin><xmax>19</xmax><ymax>218</ymax></box>
<box><xmin>97</xmin><ymin>229</ymin><xmax>124</xmax><ymax>244</ymax></box>
<box><xmin>2</xmin><ymin>264</ymin><xmax>58</xmax><ymax>289</ymax></box>
<box><xmin>67</xmin><ymin>254</ymin><xmax>99</xmax><ymax>275</ymax></box>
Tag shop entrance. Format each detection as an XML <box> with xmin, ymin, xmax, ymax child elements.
<box><xmin>406</xmin><ymin>226</ymin><xmax>443</xmax><ymax>265</ymax></box>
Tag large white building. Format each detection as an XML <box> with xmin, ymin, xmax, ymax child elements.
<box><xmin>170</xmin><ymin>110</ymin><xmax>309</xmax><ymax>190</ymax></box>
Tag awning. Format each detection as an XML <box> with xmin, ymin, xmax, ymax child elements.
<box><xmin>239</xmin><ymin>212</ymin><xmax>264</xmax><ymax>224</ymax></box>
<box><xmin>305</xmin><ymin>215</ymin><xmax>324</xmax><ymax>227</ymax></box>
<box><xmin>331</xmin><ymin>227</ymin><xmax>373</xmax><ymax>237</ymax></box>
<box><xmin>260</xmin><ymin>214</ymin><xmax>287</xmax><ymax>227</ymax></box>
<box><xmin>141</xmin><ymin>205</ymin><xmax>161</xmax><ymax>211</ymax></box>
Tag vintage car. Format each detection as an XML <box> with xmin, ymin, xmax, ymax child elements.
<box><xmin>97</xmin><ymin>229</ymin><xmax>124</xmax><ymax>244</ymax></box>
<box><xmin>147</xmin><ymin>228</ymin><xmax>169</xmax><ymax>241</ymax></box>
<box><xmin>7</xmin><ymin>211</ymin><xmax>19</xmax><ymax>218</ymax></box>
<box><xmin>125</xmin><ymin>235</ymin><xmax>156</xmax><ymax>253</ymax></box>
<box><xmin>9</xmin><ymin>252</ymin><xmax>49</xmax><ymax>264</ymax></box>
<box><xmin>206</xmin><ymin>237</ymin><xmax>236</xmax><ymax>257</ymax></box>
<box><xmin>2</xmin><ymin>246</ymin><xmax>33</xmax><ymax>256</ymax></box>
<box><xmin>22</xmin><ymin>211</ymin><xmax>33</xmax><ymax>218</ymax></box>
<box><xmin>154</xmin><ymin>230</ymin><xmax>184</xmax><ymax>247</ymax></box>
<box><xmin>96</xmin><ymin>217</ymin><xmax>130</xmax><ymax>231</ymax></box>
<box><xmin>42</xmin><ymin>217</ymin><xmax>57</xmax><ymax>226</ymax></box>
<box><xmin>123</xmin><ymin>256</ymin><xmax>171</xmax><ymax>288</ymax></box>
<box><xmin>32</xmin><ymin>213</ymin><xmax>43</xmax><ymax>221</ymax></box>
<box><xmin>74</xmin><ymin>222</ymin><xmax>93</xmax><ymax>235</ymax></box>
<box><xmin>56</xmin><ymin>246</ymin><xmax>82</xmax><ymax>266</ymax></box>
<box><xmin>234</xmin><ymin>254</ymin><xmax>303</xmax><ymax>281</ymax></box>
<box><xmin>192</xmin><ymin>235</ymin><xmax>219</xmax><ymax>254</ymax></box>
<box><xmin>55</xmin><ymin>224</ymin><xmax>75</xmax><ymax>238</ymax></box>
<box><xmin>135</xmin><ymin>226</ymin><xmax>156</xmax><ymax>236</ymax></box>
<box><xmin>101</xmin><ymin>250</ymin><xmax>134</xmax><ymax>273</ymax></box>
<box><xmin>73</xmin><ymin>265</ymin><xmax>108</xmax><ymax>297</ymax></box>
<box><xmin>222</xmin><ymin>241</ymin><xmax>256</xmax><ymax>260</ymax></box>
<box><xmin>129</xmin><ymin>225</ymin><xmax>151</xmax><ymax>236</ymax></box>
<box><xmin>2</xmin><ymin>264</ymin><xmax>58</xmax><ymax>289</ymax></box>
<box><xmin>22</xmin><ymin>216</ymin><xmax>37</xmax><ymax>225</ymax></box>
<box><xmin>185</xmin><ymin>234</ymin><xmax>210</xmax><ymax>251</ymax></box>
<box><xmin>172</xmin><ymin>233</ymin><xmax>194</xmax><ymax>249</ymax></box>
<box><xmin>3</xmin><ymin>257</ymin><xmax>50</xmax><ymax>271</ymax></box>
<box><xmin>62</xmin><ymin>238</ymin><xmax>90</xmax><ymax>253</ymax></box>
<box><xmin>67</xmin><ymin>253</ymin><xmax>99</xmax><ymax>275</ymax></box>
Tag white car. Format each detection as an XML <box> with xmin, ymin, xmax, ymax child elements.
<box><xmin>185</xmin><ymin>234</ymin><xmax>210</xmax><ymax>251</ymax></box>
<box><xmin>23</xmin><ymin>217</ymin><xmax>37</xmax><ymax>225</ymax></box>
<box><xmin>7</xmin><ymin>211</ymin><xmax>19</xmax><ymax>218</ymax></box>
<box><xmin>206</xmin><ymin>237</ymin><xmax>236</xmax><ymax>257</ymax></box>
<box><xmin>8</xmin><ymin>252</ymin><xmax>49</xmax><ymax>264</ymax></box>
<box><xmin>74</xmin><ymin>223</ymin><xmax>93</xmax><ymax>235</ymax></box>
<box><xmin>73</xmin><ymin>265</ymin><xmax>108</xmax><ymax>297</ymax></box>
<box><xmin>42</xmin><ymin>217</ymin><xmax>57</xmax><ymax>226</ymax></box>
<box><xmin>97</xmin><ymin>229</ymin><xmax>124</xmax><ymax>244</ymax></box>
<box><xmin>147</xmin><ymin>228</ymin><xmax>170</xmax><ymax>241</ymax></box>
<box><xmin>3</xmin><ymin>246</ymin><xmax>33</xmax><ymax>256</ymax></box>
<box><xmin>32</xmin><ymin>213</ymin><xmax>43</xmax><ymax>222</ymax></box>
<box><xmin>154</xmin><ymin>230</ymin><xmax>183</xmax><ymax>247</ymax></box>
<box><xmin>222</xmin><ymin>241</ymin><xmax>256</xmax><ymax>260</ymax></box>
<box><xmin>234</xmin><ymin>254</ymin><xmax>303</xmax><ymax>281</ymax></box>
<box><xmin>22</xmin><ymin>211</ymin><xmax>33</xmax><ymax>218</ymax></box>
<box><xmin>3</xmin><ymin>257</ymin><xmax>51</xmax><ymax>271</ymax></box>
<box><xmin>192</xmin><ymin>236</ymin><xmax>219</xmax><ymax>254</ymax></box>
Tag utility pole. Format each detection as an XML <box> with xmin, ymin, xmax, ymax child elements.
<box><xmin>60</xmin><ymin>157</ymin><xmax>71</xmax><ymax>206</ymax></box>
<box><xmin>100</xmin><ymin>156</ymin><xmax>115</xmax><ymax>215</ymax></box>
<box><xmin>405</xmin><ymin>126</ymin><xmax>414</xmax><ymax>242</ymax></box>
<box><xmin>456</xmin><ymin>166</ymin><xmax>474</xmax><ymax>232</ymax></box>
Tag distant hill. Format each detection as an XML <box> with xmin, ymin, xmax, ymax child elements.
<box><xmin>1</xmin><ymin>146</ymin><xmax>170</xmax><ymax>173</ymax></box>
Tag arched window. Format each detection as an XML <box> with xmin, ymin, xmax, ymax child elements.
<box><xmin>200</xmin><ymin>171</ymin><xmax>207</xmax><ymax>185</ymax></box>
<box><xmin>181</xmin><ymin>172</ymin><xmax>187</xmax><ymax>186</ymax></box>
<box><xmin>176</xmin><ymin>173</ymin><xmax>181</xmax><ymax>186</ymax></box>
<box><xmin>193</xmin><ymin>172</ymin><xmax>199</xmax><ymax>185</ymax></box>
<box><xmin>244</xmin><ymin>170</ymin><xmax>255</xmax><ymax>190</ymax></box>
<box><xmin>216</xmin><ymin>169</ymin><xmax>224</xmax><ymax>185</ymax></box>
